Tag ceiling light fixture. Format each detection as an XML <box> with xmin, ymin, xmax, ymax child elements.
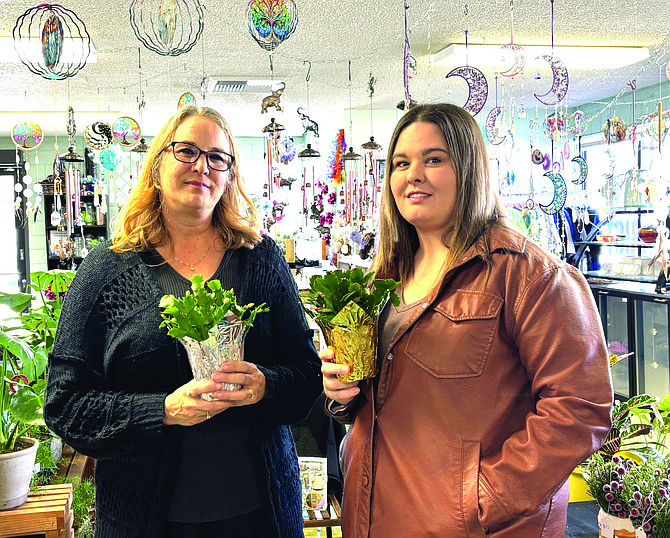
<box><xmin>432</xmin><ymin>43</ymin><xmax>649</xmax><ymax>70</ymax></box>
<box><xmin>207</xmin><ymin>77</ymin><xmax>284</xmax><ymax>93</ymax></box>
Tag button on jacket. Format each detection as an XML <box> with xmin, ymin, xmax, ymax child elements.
<box><xmin>330</xmin><ymin>223</ymin><xmax>613</xmax><ymax>537</ymax></box>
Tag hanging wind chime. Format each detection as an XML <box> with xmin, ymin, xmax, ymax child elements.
<box><xmin>341</xmin><ymin>61</ymin><xmax>362</xmax><ymax>228</ymax></box>
<box><xmin>361</xmin><ymin>73</ymin><xmax>383</xmax><ymax>220</ymax></box>
<box><xmin>297</xmin><ymin>62</ymin><xmax>321</xmax><ymax>226</ymax></box>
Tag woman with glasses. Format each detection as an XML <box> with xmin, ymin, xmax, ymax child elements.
<box><xmin>45</xmin><ymin>106</ymin><xmax>322</xmax><ymax>537</ymax></box>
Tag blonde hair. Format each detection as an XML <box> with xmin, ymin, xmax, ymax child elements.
<box><xmin>371</xmin><ymin>103</ymin><xmax>508</xmax><ymax>282</ymax></box>
<box><xmin>110</xmin><ymin>106</ymin><xmax>260</xmax><ymax>253</ymax></box>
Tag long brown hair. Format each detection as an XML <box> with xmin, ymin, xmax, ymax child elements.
<box><xmin>110</xmin><ymin>106</ymin><xmax>260</xmax><ymax>253</ymax></box>
<box><xmin>371</xmin><ymin>103</ymin><xmax>508</xmax><ymax>282</ymax></box>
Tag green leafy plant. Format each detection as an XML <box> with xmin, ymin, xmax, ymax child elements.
<box><xmin>300</xmin><ymin>267</ymin><xmax>400</xmax><ymax>326</ymax></box>
<box><xmin>0</xmin><ymin>270</ymin><xmax>74</xmax><ymax>453</ymax></box>
<box><xmin>159</xmin><ymin>274</ymin><xmax>269</xmax><ymax>341</ymax></box>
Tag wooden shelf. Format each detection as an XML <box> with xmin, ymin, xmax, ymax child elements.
<box><xmin>0</xmin><ymin>484</ymin><xmax>74</xmax><ymax>538</ymax></box>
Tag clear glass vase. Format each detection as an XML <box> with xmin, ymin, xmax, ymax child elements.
<box><xmin>180</xmin><ymin>319</ymin><xmax>249</xmax><ymax>401</ymax></box>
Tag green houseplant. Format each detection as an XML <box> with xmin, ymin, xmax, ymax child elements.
<box><xmin>0</xmin><ymin>269</ymin><xmax>74</xmax><ymax>509</ymax></box>
<box><xmin>300</xmin><ymin>268</ymin><xmax>399</xmax><ymax>383</ymax></box>
<box><xmin>160</xmin><ymin>274</ymin><xmax>268</xmax><ymax>397</ymax></box>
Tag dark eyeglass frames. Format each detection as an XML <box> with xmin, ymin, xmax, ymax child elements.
<box><xmin>164</xmin><ymin>141</ymin><xmax>234</xmax><ymax>172</ymax></box>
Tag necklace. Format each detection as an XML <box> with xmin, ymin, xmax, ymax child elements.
<box><xmin>172</xmin><ymin>241</ymin><xmax>212</xmax><ymax>271</ymax></box>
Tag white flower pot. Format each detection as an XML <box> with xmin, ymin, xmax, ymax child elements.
<box><xmin>0</xmin><ymin>437</ymin><xmax>39</xmax><ymax>510</ymax></box>
<box><xmin>598</xmin><ymin>508</ymin><xmax>639</xmax><ymax>538</ymax></box>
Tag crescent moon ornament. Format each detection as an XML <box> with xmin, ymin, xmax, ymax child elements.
<box><xmin>499</xmin><ymin>43</ymin><xmax>526</xmax><ymax>78</ymax></box>
<box><xmin>446</xmin><ymin>66</ymin><xmax>488</xmax><ymax>116</ymax></box>
<box><xmin>538</xmin><ymin>171</ymin><xmax>567</xmax><ymax>215</ymax></box>
<box><xmin>534</xmin><ymin>54</ymin><xmax>569</xmax><ymax>106</ymax></box>
<box><xmin>485</xmin><ymin>107</ymin><xmax>506</xmax><ymax>145</ymax></box>
<box><xmin>571</xmin><ymin>155</ymin><xmax>588</xmax><ymax>185</ymax></box>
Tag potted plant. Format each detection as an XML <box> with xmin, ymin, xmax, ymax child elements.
<box><xmin>159</xmin><ymin>274</ymin><xmax>268</xmax><ymax>399</ymax></box>
<box><xmin>300</xmin><ymin>268</ymin><xmax>399</xmax><ymax>382</ymax></box>
<box><xmin>0</xmin><ymin>269</ymin><xmax>74</xmax><ymax>509</ymax></box>
<box><xmin>582</xmin><ymin>452</ymin><xmax>670</xmax><ymax>537</ymax></box>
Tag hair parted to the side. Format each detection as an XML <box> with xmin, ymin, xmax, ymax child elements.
<box><xmin>371</xmin><ymin>103</ymin><xmax>509</xmax><ymax>283</ymax></box>
<box><xmin>110</xmin><ymin>105</ymin><xmax>260</xmax><ymax>253</ymax></box>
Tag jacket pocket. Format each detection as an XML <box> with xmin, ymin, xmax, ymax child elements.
<box><xmin>461</xmin><ymin>439</ymin><xmax>488</xmax><ymax>538</ymax></box>
<box><xmin>404</xmin><ymin>290</ymin><xmax>502</xmax><ymax>378</ymax></box>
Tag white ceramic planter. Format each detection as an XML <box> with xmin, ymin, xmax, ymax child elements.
<box><xmin>598</xmin><ymin>508</ymin><xmax>641</xmax><ymax>538</ymax></box>
<box><xmin>0</xmin><ymin>437</ymin><xmax>39</xmax><ymax>510</ymax></box>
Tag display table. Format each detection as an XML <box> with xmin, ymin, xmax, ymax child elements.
<box><xmin>0</xmin><ymin>483</ymin><xmax>74</xmax><ymax>538</ymax></box>
<box><xmin>565</xmin><ymin>501</ymin><xmax>600</xmax><ymax>537</ymax></box>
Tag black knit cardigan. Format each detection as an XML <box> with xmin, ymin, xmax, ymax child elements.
<box><xmin>44</xmin><ymin>236</ymin><xmax>322</xmax><ymax>537</ymax></box>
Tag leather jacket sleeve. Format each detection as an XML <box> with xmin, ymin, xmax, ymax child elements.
<box><xmin>478</xmin><ymin>263</ymin><xmax>612</xmax><ymax>530</ymax></box>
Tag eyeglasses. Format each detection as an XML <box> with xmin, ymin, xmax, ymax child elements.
<box><xmin>165</xmin><ymin>141</ymin><xmax>235</xmax><ymax>172</ymax></box>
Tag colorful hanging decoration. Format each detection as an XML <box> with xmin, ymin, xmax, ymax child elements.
<box><xmin>246</xmin><ymin>0</ymin><xmax>299</xmax><ymax>53</ymax></box>
<box><xmin>129</xmin><ymin>0</ymin><xmax>205</xmax><ymax>57</ymax></box>
<box><xmin>566</xmin><ymin>110</ymin><xmax>589</xmax><ymax>136</ymax></box>
<box><xmin>542</xmin><ymin>112</ymin><xmax>565</xmax><ymax>142</ymax></box>
<box><xmin>499</xmin><ymin>0</ymin><xmax>525</xmax><ymax>78</ymax></box>
<box><xmin>534</xmin><ymin>0</ymin><xmax>568</xmax><ymax>106</ymax></box>
<box><xmin>99</xmin><ymin>147</ymin><xmax>123</xmax><ymax>172</ymax></box>
<box><xmin>538</xmin><ymin>171</ymin><xmax>567</xmax><ymax>215</ymax></box>
<box><xmin>84</xmin><ymin>121</ymin><xmax>113</xmax><ymax>150</ymax></box>
<box><xmin>278</xmin><ymin>137</ymin><xmax>296</xmax><ymax>164</ymax></box>
<box><xmin>13</xmin><ymin>4</ymin><xmax>91</xmax><ymax>81</ymax></box>
<box><xmin>329</xmin><ymin>129</ymin><xmax>346</xmax><ymax>187</ymax></box>
<box><xmin>445</xmin><ymin>28</ymin><xmax>488</xmax><ymax>116</ymax></box>
<box><xmin>447</xmin><ymin>65</ymin><xmax>488</xmax><ymax>116</ymax></box>
<box><xmin>112</xmin><ymin>116</ymin><xmax>141</xmax><ymax>147</ymax></box>
<box><xmin>486</xmin><ymin>76</ymin><xmax>506</xmax><ymax>145</ymax></box>
<box><xmin>571</xmin><ymin>156</ymin><xmax>588</xmax><ymax>185</ymax></box>
<box><xmin>178</xmin><ymin>92</ymin><xmax>197</xmax><ymax>109</ymax></box>
<box><xmin>602</xmin><ymin>117</ymin><xmax>627</xmax><ymax>144</ymax></box>
<box><xmin>11</xmin><ymin>121</ymin><xmax>43</xmax><ymax>150</ymax></box>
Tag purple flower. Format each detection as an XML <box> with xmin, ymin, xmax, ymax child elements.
<box><xmin>605</xmin><ymin>493</ymin><xmax>614</xmax><ymax>501</ymax></box>
<box><xmin>328</xmin><ymin>192</ymin><xmax>336</xmax><ymax>204</ymax></box>
<box><xmin>324</xmin><ymin>212</ymin><xmax>334</xmax><ymax>225</ymax></box>
<box><xmin>44</xmin><ymin>282</ymin><xmax>69</xmax><ymax>301</ymax></box>
<box><xmin>630</xmin><ymin>508</ymin><xmax>640</xmax><ymax>517</ymax></box>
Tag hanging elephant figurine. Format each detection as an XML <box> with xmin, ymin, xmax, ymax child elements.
<box><xmin>261</xmin><ymin>82</ymin><xmax>286</xmax><ymax>114</ymax></box>
<box><xmin>297</xmin><ymin>107</ymin><xmax>319</xmax><ymax>137</ymax></box>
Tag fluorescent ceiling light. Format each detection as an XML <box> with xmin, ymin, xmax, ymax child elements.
<box><xmin>432</xmin><ymin>44</ymin><xmax>649</xmax><ymax>70</ymax></box>
<box><xmin>207</xmin><ymin>77</ymin><xmax>284</xmax><ymax>93</ymax></box>
<box><xmin>0</xmin><ymin>36</ymin><xmax>97</xmax><ymax>64</ymax></box>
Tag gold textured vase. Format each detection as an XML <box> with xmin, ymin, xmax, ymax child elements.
<box><xmin>320</xmin><ymin>302</ymin><xmax>378</xmax><ymax>383</ymax></box>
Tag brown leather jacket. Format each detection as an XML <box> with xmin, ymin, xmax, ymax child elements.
<box><xmin>329</xmin><ymin>224</ymin><xmax>612</xmax><ymax>537</ymax></box>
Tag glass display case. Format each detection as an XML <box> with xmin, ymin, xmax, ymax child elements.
<box><xmin>634</xmin><ymin>294</ymin><xmax>670</xmax><ymax>398</ymax></box>
<box><xmin>592</xmin><ymin>288</ymin><xmax>634</xmax><ymax>399</ymax></box>
<box><xmin>591</xmin><ymin>282</ymin><xmax>670</xmax><ymax>401</ymax></box>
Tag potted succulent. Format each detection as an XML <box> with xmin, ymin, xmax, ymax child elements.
<box><xmin>0</xmin><ymin>269</ymin><xmax>74</xmax><ymax>509</ymax></box>
<box><xmin>300</xmin><ymin>268</ymin><xmax>399</xmax><ymax>382</ymax></box>
<box><xmin>159</xmin><ymin>274</ymin><xmax>268</xmax><ymax>399</ymax></box>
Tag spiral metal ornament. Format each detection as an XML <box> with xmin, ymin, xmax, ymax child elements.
<box><xmin>13</xmin><ymin>4</ymin><xmax>91</xmax><ymax>81</ymax></box>
<box><xmin>129</xmin><ymin>0</ymin><xmax>205</xmax><ymax>57</ymax></box>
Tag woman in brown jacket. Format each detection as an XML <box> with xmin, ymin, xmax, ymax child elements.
<box><xmin>322</xmin><ymin>103</ymin><xmax>613</xmax><ymax>537</ymax></box>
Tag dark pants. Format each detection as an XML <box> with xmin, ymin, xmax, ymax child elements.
<box><xmin>166</xmin><ymin>504</ymin><xmax>279</xmax><ymax>538</ymax></box>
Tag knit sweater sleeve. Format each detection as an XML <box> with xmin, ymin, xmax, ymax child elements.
<box><xmin>244</xmin><ymin>237</ymin><xmax>322</xmax><ymax>426</ymax></box>
<box><xmin>44</xmin><ymin>246</ymin><xmax>171</xmax><ymax>460</ymax></box>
